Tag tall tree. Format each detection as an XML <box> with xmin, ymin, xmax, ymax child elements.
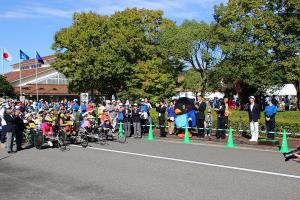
<box><xmin>181</xmin><ymin>69</ymin><xmax>203</xmax><ymax>96</ymax></box>
<box><xmin>213</xmin><ymin>0</ymin><xmax>300</xmax><ymax>107</ymax></box>
<box><xmin>52</xmin><ymin>9</ymin><xmax>177</xmax><ymax>100</ymax></box>
<box><xmin>0</xmin><ymin>75</ymin><xmax>15</xmax><ymax>98</ymax></box>
<box><xmin>161</xmin><ymin>20</ymin><xmax>223</xmax><ymax>95</ymax></box>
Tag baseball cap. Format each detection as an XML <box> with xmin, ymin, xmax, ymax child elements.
<box><xmin>249</xmin><ymin>96</ymin><xmax>255</xmax><ymax>99</ymax></box>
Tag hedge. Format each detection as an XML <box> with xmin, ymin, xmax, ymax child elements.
<box><xmin>150</xmin><ymin>109</ymin><xmax>300</xmax><ymax>138</ymax></box>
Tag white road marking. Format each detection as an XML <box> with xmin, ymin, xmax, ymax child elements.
<box><xmin>145</xmin><ymin>138</ymin><xmax>278</xmax><ymax>153</ymax></box>
<box><xmin>72</xmin><ymin>145</ymin><xmax>300</xmax><ymax>180</ymax></box>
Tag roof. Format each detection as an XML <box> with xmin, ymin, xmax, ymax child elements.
<box><xmin>11</xmin><ymin>55</ymin><xmax>56</xmax><ymax>68</ymax></box>
<box><xmin>266</xmin><ymin>84</ymin><xmax>297</xmax><ymax>96</ymax></box>
<box><xmin>14</xmin><ymin>84</ymin><xmax>74</xmax><ymax>95</ymax></box>
<box><xmin>4</xmin><ymin>67</ymin><xmax>53</xmax><ymax>83</ymax></box>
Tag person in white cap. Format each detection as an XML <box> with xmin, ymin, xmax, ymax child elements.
<box><xmin>247</xmin><ymin>96</ymin><xmax>260</xmax><ymax>142</ymax></box>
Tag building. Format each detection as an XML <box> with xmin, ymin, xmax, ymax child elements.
<box><xmin>4</xmin><ymin>55</ymin><xmax>77</xmax><ymax>101</ymax></box>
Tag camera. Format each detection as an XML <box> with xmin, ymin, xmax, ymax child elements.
<box><xmin>283</xmin><ymin>147</ymin><xmax>300</xmax><ymax>161</ymax></box>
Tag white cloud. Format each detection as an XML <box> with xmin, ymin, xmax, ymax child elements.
<box><xmin>0</xmin><ymin>0</ymin><xmax>227</xmax><ymax>21</ymax></box>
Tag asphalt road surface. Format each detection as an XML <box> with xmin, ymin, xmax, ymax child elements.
<box><xmin>0</xmin><ymin>138</ymin><xmax>299</xmax><ymax>200</ymax></box>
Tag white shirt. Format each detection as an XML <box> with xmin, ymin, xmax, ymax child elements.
<box><xmin>250</xmin><ymin>103</ymin><xmax>254</xmax><ymax>111</ymax></box>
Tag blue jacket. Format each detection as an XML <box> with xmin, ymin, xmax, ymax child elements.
<box><xmin>264</xmin><ymin>105</ymin><xmax>277</xmax><ymax>118</ymax></box>
<box><xmin>71</xmin><ymin>103</ymin><xmax>80</xmax><ymax>112</ymax></box>
<box><xmin>167</xmin><ymin>106</ymin><xmax>176</xmax><ymax>118</ymax></box>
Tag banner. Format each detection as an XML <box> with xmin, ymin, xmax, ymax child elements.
<box><xmin>80</xmin><ymin>93</ymin><xmax>89</xmax><ymax>102</ymax></box>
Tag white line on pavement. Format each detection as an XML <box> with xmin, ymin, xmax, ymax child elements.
<box><xmin>145</xmin><ymin>138</ymin><xmax>278</xmax><ymax>153</ymax></box>
<box><xmin>72</xmin><ymin>145</ymin><xmax>300</xmax><ymax>180</ymax></box>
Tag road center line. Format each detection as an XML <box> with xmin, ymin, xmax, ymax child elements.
<box><xmin>71</xmin><ymin>145</ymin><xmax>300</xmax><ymax>179</ymax></box>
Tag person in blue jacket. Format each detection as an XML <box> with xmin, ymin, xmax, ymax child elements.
<box><xmin>167</xmin><ymin>100</ymin><xmax>176</xmax><ymax>135</ymax></box>
<box><xmin>264</xmin><ymin>97</ymin><xmax>277</xmax><ymax>140</ymax></box>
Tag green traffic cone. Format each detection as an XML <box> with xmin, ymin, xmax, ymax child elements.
<box><xmin>225</xmin><ymin>127</ymin><xmax>235</xmax><ymax>148</ymax></box>
<box><xmin>147</xmin><ymin>121</ymin><xmax>154</xmax><ymax>141</ymax></box>
<box><xmin>119</xmin><ymin>122</ymin><xmax>124</xmax><ymax>138</ymax></box>
<box><xmin>183</xmin><ymin>126</ymin><xmax>191</xmax><ymax>144</ymax></box>
<box><xmin>279</xmin><ymin>130</ymin><xmax>289</xmax><ymax>153</ymax></box>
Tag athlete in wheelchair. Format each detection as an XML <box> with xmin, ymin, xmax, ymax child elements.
<box><xmin>41</xmin><ymin>116</ymin><xmax>55</xmax><ymax>147</ymax></box>
<box><xmin>100</xmin><ymin>118</ymin><xmax>114</xmax><ymax>140</ymax></box>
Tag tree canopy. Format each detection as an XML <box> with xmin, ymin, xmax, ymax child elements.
<box><xmin>0</xmin><ymin>75</ymin><xmax>15</xmax><ymax>98</ymax></box>
<box><xmin>161</xmin><ymin>20</ymin><xmax>223</xmax><ymax>95</ymax></box>
<box><xmin>212</xmin><ymin>0</ymin><xmax>300</xmax><ymax>99</ymax></box>
<box><xmin>52</xmin><ymin>8</ymin><xmax>178</xmax><ymax>102</ymax></box>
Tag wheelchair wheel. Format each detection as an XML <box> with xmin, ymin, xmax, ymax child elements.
<box><xmin>34</xmin><ymin>130</ymin><xmax>44</xmax><ymax>150</ymax></box>
<box><xmin>58</xmin><ymin>130</ymin><xmax>67</xmax><ymax>151</ymax></box>
<box><xmin>98</xmin><ymin>132</ymin><xmax>107</xmax><ymax>145</ymax></box>
<box><xmin>81</xmin><ymin>134</ymin><xmax>88</xmax><ymax>148</ymax></box>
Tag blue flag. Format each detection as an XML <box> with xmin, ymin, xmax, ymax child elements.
<box><xmin>20</xmin><ymin>50</ymin><xmax>30</xmax><ymax>60</ymax></box>
<box><xmin>36</xmin><ymin>51</ymin><xmax>44</xmax><ymax>64</ymax></box>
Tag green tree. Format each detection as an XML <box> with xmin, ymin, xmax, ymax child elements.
<box><xmin>52</xmin><ymin>9</ymin><xmax>178</xmax><ymax>100</ymax></box>
<box><xmin>161</xmin><ymin>20</ymin><xmax>223</xmax><ymax>95</ymax></box>
<box><xmin>181</xmin><ymin>69</ymin><xmax>202</xmax><ymax>96</ymax></box>
<box><xmin>212</xmin><ymin>0</ymin><xmax>300</xmax><ymax>106</ymax></box>
<box><xmin>0</xmin><ymin>75</ymin><xmax>15</xmax><ymax>97</ymax></box>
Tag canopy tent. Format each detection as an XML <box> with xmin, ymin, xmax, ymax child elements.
<box><xmin>205</xmin><ymin>92</ymin><xmax>225</xmax><ymax>99</ymax></box>
<box><xmin>266</xmin><ymin>84</ymin><xmax>297</xmax><ymax>96</ymax></box>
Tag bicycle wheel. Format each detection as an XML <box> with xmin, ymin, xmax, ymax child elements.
<box><xmin>81</xmin><ymin>134</ymin><xmax>88</xmax><ymax>148</ymax></box>
<box><xmin>58</xmin><ymin>130</ymin><xmax>67</xmax><ymax>151</ymax></box>
<box><xmin>34</xmin><ymin>130</ymin><xmax>44</xmax><ymax>150</ymax></box>
<box><xmin>98</xmin><ymin>132</ymin><xmax>107</xmax><ymax>145</ymax></box>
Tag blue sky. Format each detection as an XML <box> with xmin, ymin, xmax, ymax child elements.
<box><xmin>0</xmin><ymin>0</ymin><xmax>226</xmax><ymax>72</ymax></box>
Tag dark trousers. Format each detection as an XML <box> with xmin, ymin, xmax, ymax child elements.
<box><xmin>159</xmin><ymin>119</ymin><xmax>166</xmax><ymax>137</ymax></box>
<box><xmin>0</xmin><ymin>131</ymin><xmax>5</xmax><ymax>143</ymax></box>
<box><xmin>15</xmin><ymin>131</ymin><xmax>23</xmax><ymax>150</ymax></box>
<box><xmin>141</xmin><ymin>119</ymin><xmax>148</xmax><ymax>135</ymax></box>
<box><xmin>216</xmin><ymin>117</ymin><xmax>226</xmax><ymax>139</ymax></box>
<box><xmin>266</xmin><ymin>120</ymin><xmax>275</xmax><ymax>140</ymax></box>
<box><xmin>197</xmin><ymin>119</ymin><xmax>205</xmax><ymax>137</ymax></box>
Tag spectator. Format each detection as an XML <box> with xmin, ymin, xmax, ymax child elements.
<box><xmin>215</xmin><ymin>101</ymin><xmax>226</xmax><ymax>140</ymax></box>
<box><xmin>284</xmin><ymin>96</ymin><xmax>290</xmax><ymax>111</ymax></box>
<box><xmin>195</xmin><ymin>94</ymin><xmax>206</xmax><ymax>139</ymax></box>
<box><xmin>131</xmin><ymin>103</ymin><xmax>141</xmax><ymax>138</ymax></box>
<box><xmin>123</xmin><ymin>104</ymin><xmax>132</xmax><ymax>137</ymax></box>
<box><xmin>167</xmin><ymin>100</ymin><xmax>175</xmax><ymax>135</ymax></box>
<box><xmin>0</xmin><ymin>102</ymin><xmax>7</xmax><ymax>148</ymax></box>
<box><xmin>247</xmin><ymin>96</ymin><xmax>260</xmax><ymax>142</ymax></box>
<box><xmin>14</xmin><ymin>108</ymin><xmax>24</xmax><ymax>151</ymax></box>
<box><xmin>156</xmin><ymin>99</ymin><xmax>167</xmax><ymax>137</ymax></box>
<box><xmin>139</xmin><ymin>99</ymin><xmax>149</xmax><ymax>135</ymax></box>
<box><xmin>264</xmin><ymin>97</ymin><xmax>277</xmax><ymax>140</ymax></box>
<box><xmin>205</xmin><ymin>109</ymin><xmax>213</xmax><ymax>140</ymax></box>
<box><xmin>3</xmin><ymin>107</ymin><xmax>16</xmax><ymax>153</ymax></box>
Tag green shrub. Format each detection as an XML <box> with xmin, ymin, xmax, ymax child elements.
<box><xmin>150</xmin><ymin>109</ymin><xmax>300</xmax><ymax>137</ymax></box>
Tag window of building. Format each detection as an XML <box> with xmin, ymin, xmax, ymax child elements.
<box><xmin>36</xmin><ymin>73</ymin><xmax>68</xmax><ymax>85</ymax></box>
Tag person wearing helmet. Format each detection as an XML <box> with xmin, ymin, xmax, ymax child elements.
<box><xmin>100</xmin><ymin>109</ymin><xmax>111</xmax><ymax>123</ymax></box>
<box><xmin>59</xmin><ymin>112</ymin><xmax>74</xmax><ymax>135</ymax></box>
<box><xmin>264</xmin><ymin>97</ymin><xmax>277</xmax><ymax>140</ymax></box>
<box><xmin>25</xmin><ymin>114</ymin><xmax>36</xmax><ymax>146</ymax></box>
<box><xmin>100</xmin><ymin>118</ymin><xmax>112</xmax><ymax>135</ymax></box>
<box><xmin>41</xmin><ymin>116</ymin><xmax>54</xmax><ymax>147</ymax></box>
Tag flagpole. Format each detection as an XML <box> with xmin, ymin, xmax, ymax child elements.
<box><xmin>19</xmin><ymin>55</ymin><xmax>22</xmax><ymax>100</ymax></box>
<box><xmin>35</xmin><ymin>55</ymin><xmax>38</xmax><ymax>101</ymax></box>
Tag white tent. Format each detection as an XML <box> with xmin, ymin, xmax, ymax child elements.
<box><xmin>205</xmin><ymin>92</ymin><xmax>225</xmax><ymax>99</ymax></box>
<box><xmin>266</xmin><ymin>84</ymin><xmax>297</xmax><ymax>96</ymax></box>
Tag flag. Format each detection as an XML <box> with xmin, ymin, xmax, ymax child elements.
<box><xmin>36</xmin><ymin>51</ymin><xmax>44</xmax><ymax>64</ymax></box>
<box><xmin>20</xmin><ymin>50</ymin><xmax>30</xmax><ymax>60</ymax></box>
<box><xmin>3</xmin><ymin>49</ymin><xmax>13</xmax><ymax>61</ymax></box>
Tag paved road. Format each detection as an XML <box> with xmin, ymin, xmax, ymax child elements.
<box><xmin>0</xmin><ymin>138</ymin><xmax>299</xmax><ymax>200</ymax></box>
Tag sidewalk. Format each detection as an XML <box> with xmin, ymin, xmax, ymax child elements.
<box><xmin>147</xmin><ymin>129</ymin><xmax>300</xmax><ymax>149</ymax></box>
